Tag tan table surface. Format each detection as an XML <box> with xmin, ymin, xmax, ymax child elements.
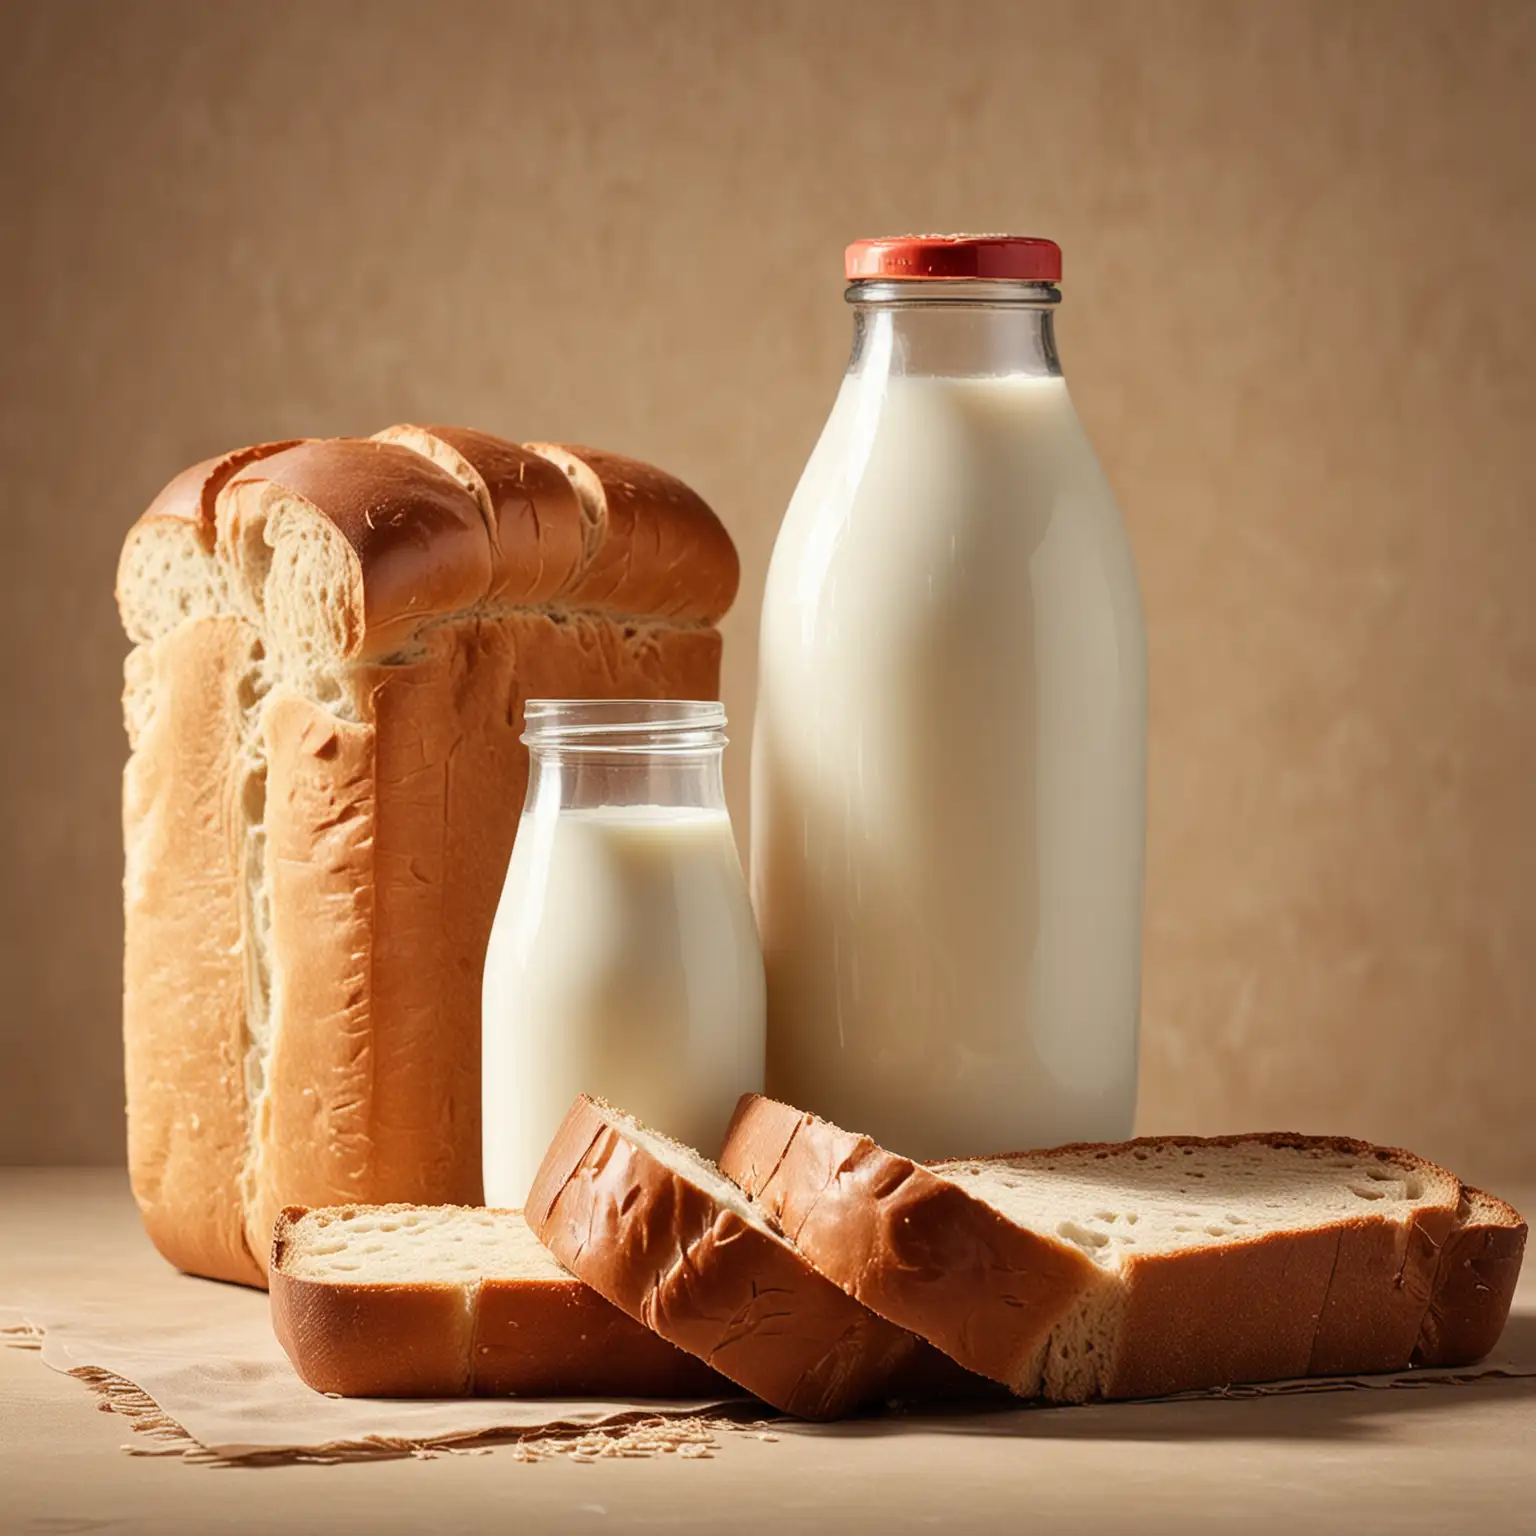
<box><xmin>2</xmin><ymin>1168</ymin><xmax>1532</xmax><ymax>1536</ymax></box>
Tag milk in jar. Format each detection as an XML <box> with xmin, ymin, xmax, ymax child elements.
<box><xmin>482</xmin><ymin>701</ymin><xmax>765</xmax><ymax>1205</ymax></box>
<box><xmin>752</xmin><ymin>236</ymin><xmax>1146</xmax><ymax>1159</ymax></box>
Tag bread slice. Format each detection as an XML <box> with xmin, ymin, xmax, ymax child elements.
<box><xmin>524</xmin><ymin>1096</ymin><xmax>922</xmax><ymax>1419</ymax></box>
<box><xmin>118</xmin><ymin>430</ymin><xmax>735</xmax><ymax>1289</ymax></box>
<box><xmin>269</xmin><ymin>1204</ymin><xmax>731</xmax><ymax>1399</ymax></box>
<box><xmin>720</xmin><ymin>1094</ymin><xmax>1518</xmax><ymax>1402</ymax></box>
<box><xmin>116</xmin><ymin>440</ymin><xmax>300</xmax><ymax>646</ymax></box>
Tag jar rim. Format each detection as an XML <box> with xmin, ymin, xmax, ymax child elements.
<box><xmin>522</xmin><ymin>698</ymin><xmax>727</xmax><ymax>754</ymax></box>
<box><xmin>845</xmin><ymin>277</ymin><xmax>1061</xmax><ymax>309</ymax></box>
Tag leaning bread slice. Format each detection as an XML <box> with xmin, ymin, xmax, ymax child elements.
<box><xmin>719</xmin><ymin>1093</ymin><xmax>1105</xmax><ymax>1396</ymax></box>
<box><xmin>721</xmin><ymin>1094</ymin><xmax>1493</xmax><ymax>1402</ymax></box>
<box><xmin>270</xmin><ymin>1204</ymin><xmax>731</xmax><ymax>1399</ymax></box>
<box><xmin>524</xmin><ymin>1096</ymin><xmax>920</xmax><ymax>1419</ymax></box>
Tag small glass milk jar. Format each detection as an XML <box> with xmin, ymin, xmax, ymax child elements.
<box><xmin>482</xmin><ymin>699</ymin><xmax>765</xmax><ymax>1205</ymax></box>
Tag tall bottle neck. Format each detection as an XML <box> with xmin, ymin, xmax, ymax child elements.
<box><xmin>846</xmin><ymin>279</ymin><xmax>1062</xmax><ymax>382</ymax></box>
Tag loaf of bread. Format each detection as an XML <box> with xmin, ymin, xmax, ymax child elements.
<box><xmin>116</xmin><ymin>429</ymin><xmax>738</xmax><ymax>1289</ymax></box>
<box><xmin>720</xmin><ymin>1094</ymin><xmax>1526</xmax><ymax>1402</ymax></box>
<box><xmin>269</xmin><ymin>1204</ymin><xmax>731</xmax><ymax>1398</ymax></box>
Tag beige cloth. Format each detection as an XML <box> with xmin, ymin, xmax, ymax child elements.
<box><xmin>0</xmin><ymin>1281</ymin><xmax>742</xmax><ymax>1462</ymax></box>
<box><xmin>0</xmin><ymin>1313</ymin><xmax>740</xmax><ymax>1464</ymax></box>
<box><xmin>0</xmin><ymin>1175</ymin><xmax>742</xmax><ymax>1462</ymax></box>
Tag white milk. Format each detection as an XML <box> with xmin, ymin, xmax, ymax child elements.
<box><xmin>482</xmin><ymin>804</ymin><xmax>766</xmax><ymax>1205</ymax></box>
<box><xmin>753</xmin><ymin>372</ymin><xmax>1146</xmax><ymax>1159</ymax></box>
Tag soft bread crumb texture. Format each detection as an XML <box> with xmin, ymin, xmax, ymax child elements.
<box><xmin>938</xmin><ymin>1139</ymin><xmax>1449</xmax><ymax>1265</ymax></box>
<box><xmin>603</xmin><ymin>1108</ymin><xmax>783</xmax><ymax>1241</ymax></box>
<box><xmin>279</xmin><ymin>1205</ymin><xmax>570</xmax><ymax>1284</ymax></box>
<box><xmin>117</xmin><ymin>521</ymin><xmax>228</xmax><ymax>644</ymax></box>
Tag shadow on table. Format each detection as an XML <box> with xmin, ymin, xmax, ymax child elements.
<box><xmin>793</xmin><ymin>1314</ymin><xmax>1536</xmax><ymax>1445</ymax></box>
<box><xmin>1481</xmin><ymin>1311</ymin><xmax>1536</xmax><ymax>1369</ymax></box>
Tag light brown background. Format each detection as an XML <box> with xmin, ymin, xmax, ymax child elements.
<box><xmin>1</xmin><ymin>0</ymin><xmax>1532</xmax><ymax>1187</ymax></box>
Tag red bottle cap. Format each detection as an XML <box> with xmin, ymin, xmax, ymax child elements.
<box><xmin>845</xmin><ymin>235</ymin><xmax>1062</xmax><ymax>282</ymax></box>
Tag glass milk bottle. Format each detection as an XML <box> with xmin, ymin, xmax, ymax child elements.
<box><xmin>753</xmin><ymin>236</ymin><xmax>1146</xmax><ymax>1160</ymax></box>
<box><xmin>482</xmin><ymin>700</ymin><xmax>765</xmax><ymax>1205</ymax></box>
